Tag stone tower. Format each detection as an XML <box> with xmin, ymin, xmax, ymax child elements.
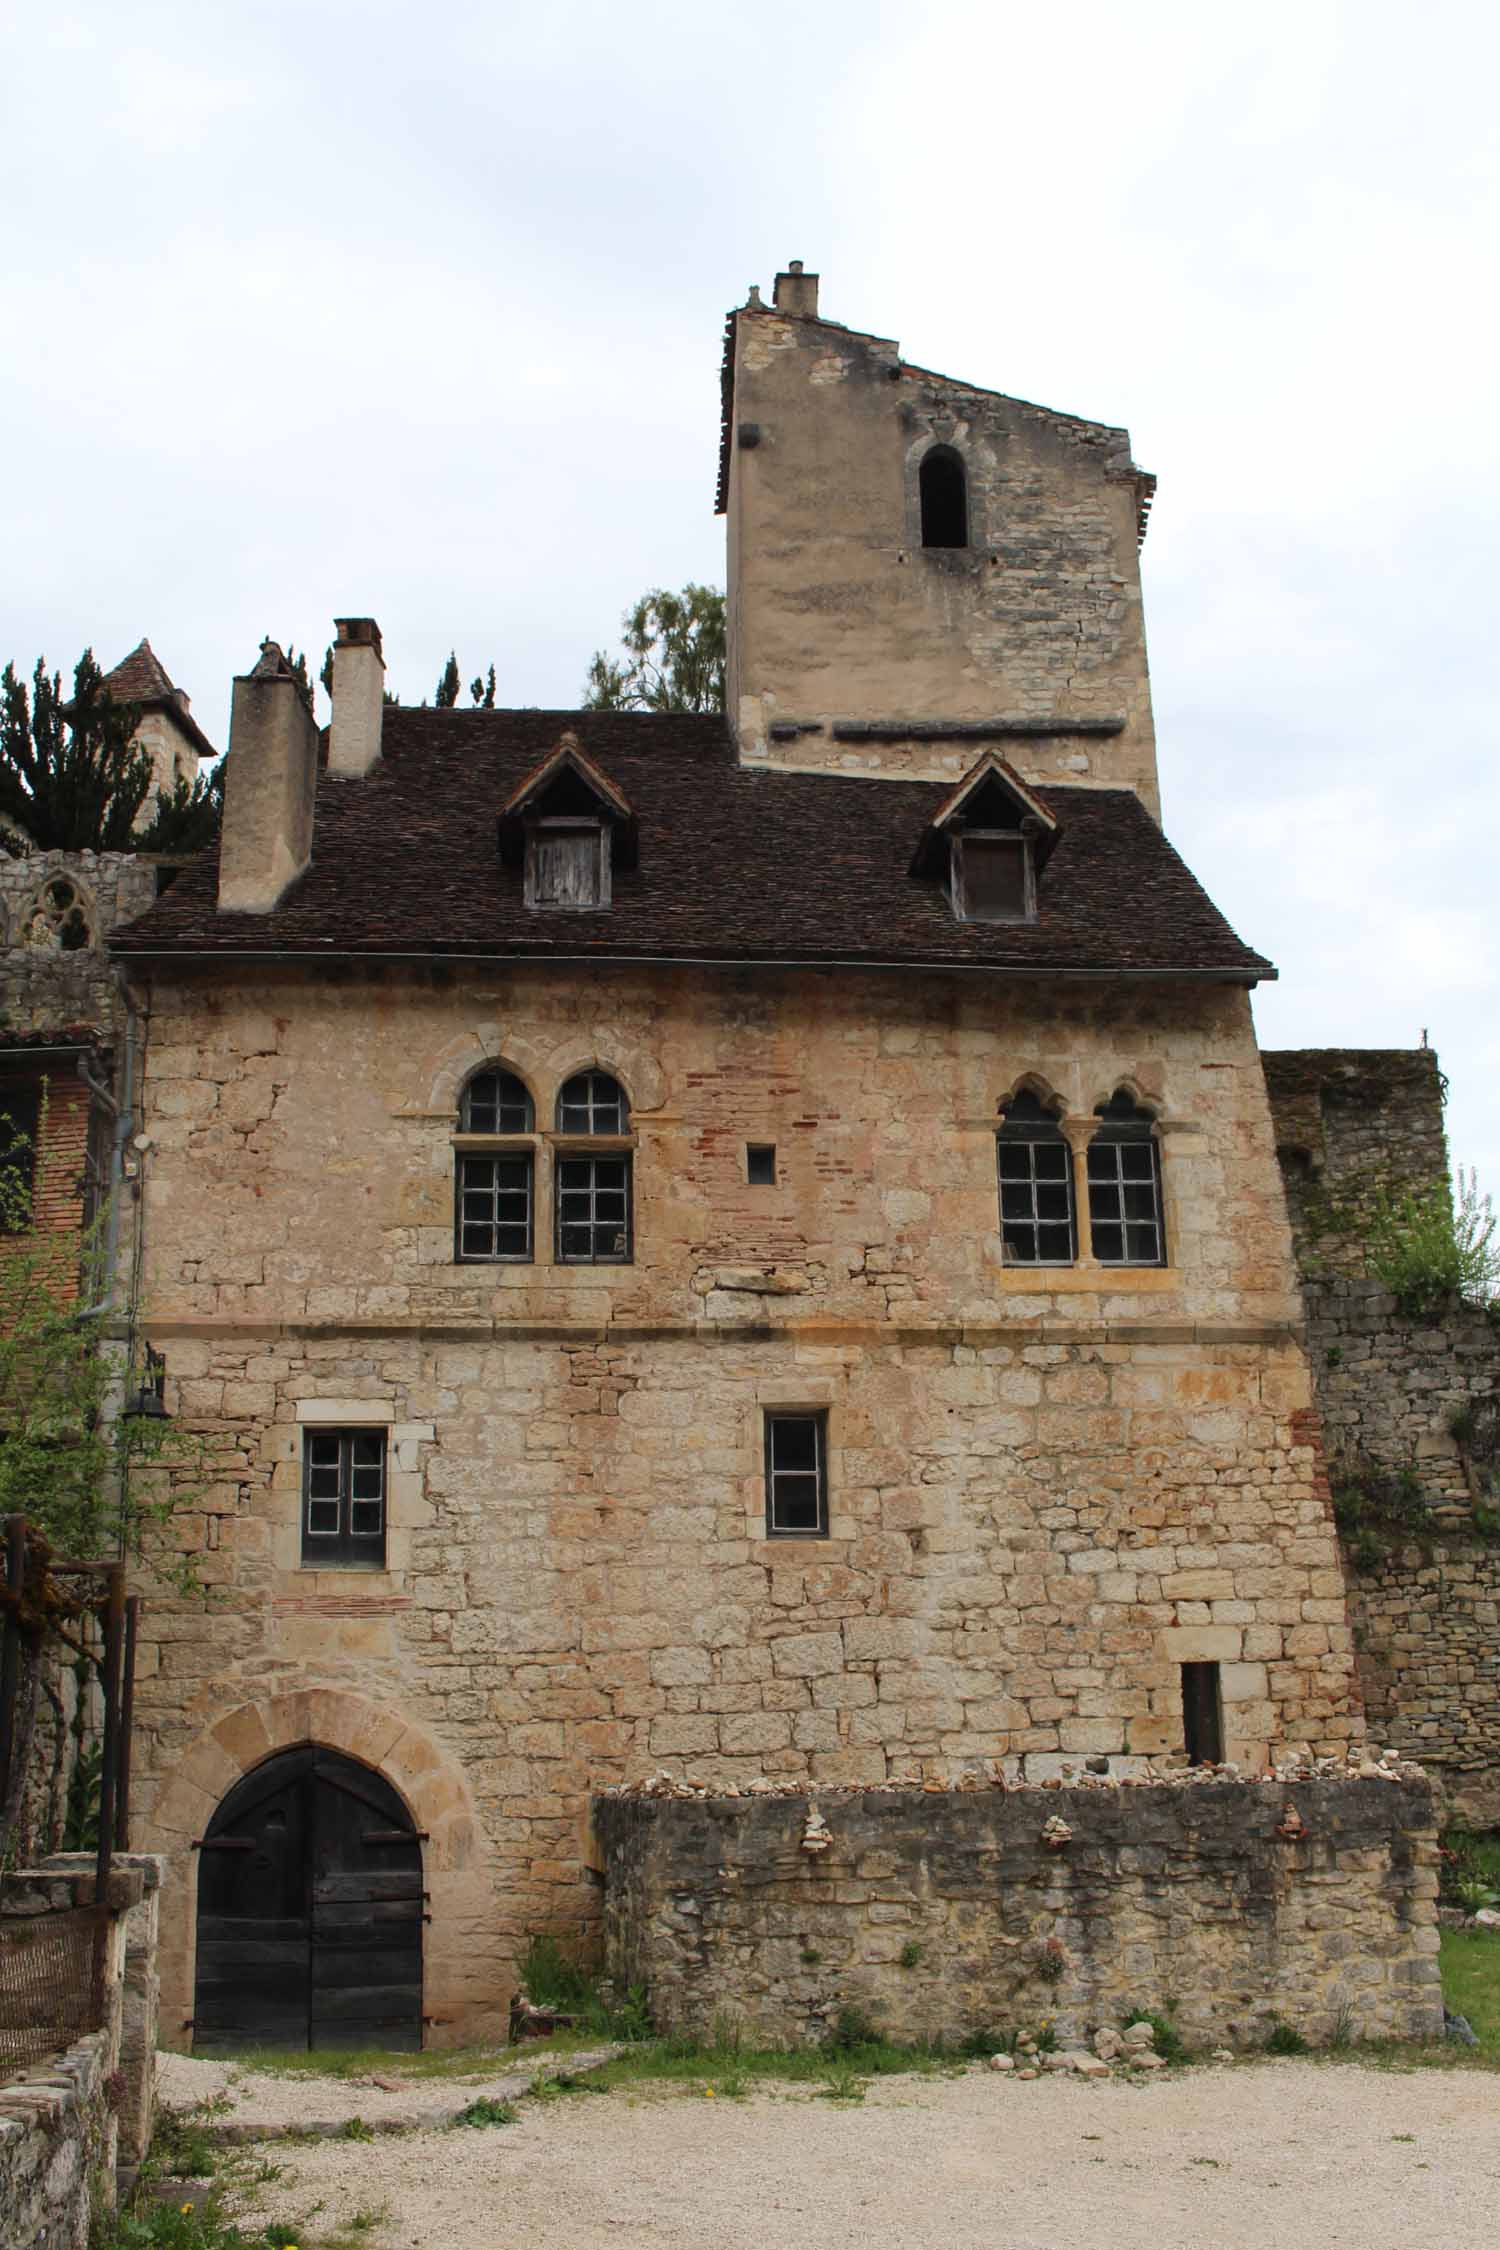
<box><xmin>721</xmin><ymin>263</ymin><xmax>1161</xmax><ymax>814</ymax></box>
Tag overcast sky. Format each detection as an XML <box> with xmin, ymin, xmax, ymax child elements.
<box><xmin>4</xmin><ymin>1</ymin><xmax>1496</xmax><ymax>1191</ymax></box>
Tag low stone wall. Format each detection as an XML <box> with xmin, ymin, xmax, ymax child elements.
<box><xmin>0</xmin><ymin>2028</ymin><xmax>113</xmax><ymax>2250</ymax></box>
<box><xmin>0</xmin><ymin>1857</ymin><xmax>164</xmax><ymax>2248</ymax></box>
<box><xmin>596</xmin><ymin>1778</ymin><xmax>1443</xmax><ymax>2051</ymax></box>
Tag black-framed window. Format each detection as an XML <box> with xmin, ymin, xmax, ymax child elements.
<box><xmin>764</xmin><ymin>1411</ymin><xmax>828</xmax><ymax>1538</ymax></box>
<box><xmin>460</xmin><ymin>1068</ymin><xmax>533</xmax><ymax>1135</ymax></box>
<box><xmin>301</xmin><ymin>1430</ymin><xmax>387</xmax><ymax>1568</ymax></box>
<box><xmin>556</xmin><ymin>1154</ymin><xmax>631</xmax><ymax>1263</ymax></box>
<box><xmin>1086</xmin><ymin>1090</ymin><xmax>1166</xmax><ymax>1266</ymax></box>
<box><xmin>747</xmin><ymin>1143</ymin><xmax>776</xmax><ymax>1186</ymax></box>
<box><xmin>555</xmin><ymin>1071</ymin><xmax>633</xmax><ymax>1264</ymax></box>
<box><xmin>997</xmin><ymin>1091</ymin><xmax>1075</xmax><ymax>1264</ymax></box>
<box><xmin>455</xmin><ymin>1067</ymin><xmax>535</xmax><ymax>1263</ymax></box>
<box><xmin>556</xmin><ymin>1070</ymin><xmax>629</xmax><ymax>1136</ymax></box>
<box><xmin>0</xmin><ymin>1081</ymin><xmax>40</xmax><ymax>1229</ymax></box>
<box><xmin>457</xmin><ymin>1152</ymin><xmax>533</xmax><ymax>1261</ymax></box>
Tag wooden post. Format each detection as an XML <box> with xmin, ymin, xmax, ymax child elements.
<box><xmin>0</xmin><ymin>1517</ymin><xmax>26</xmax><ymax>1815</ymax></box>
<box><xmin>115</xmin><ymin>1595</ymin><xmax>140</xmax><ymax>1850</ymax></box>
<box><xmin>94</xmin><ymin>1565</ymin><xmax>125</xmax><ymax>1901</ymax></box>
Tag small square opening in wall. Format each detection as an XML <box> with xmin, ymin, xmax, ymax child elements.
<box><xmin>747</xmin><ymin>1144</ymin><xmax>777</xmax><ymax>1187</ymax></box>
<box><xmin>1181</xmin><ymin>1660</ymin><xmax>1223</xmax><ymax>1765</ymax></box>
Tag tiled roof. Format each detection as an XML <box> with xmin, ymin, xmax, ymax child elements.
<box><xmin>100</xmin><ymin>640</ymin><xmax>218</xmax><ymax>761</ymax></box>
<box><xmin>109</xmin><ymin>709</ymin><xmax>1273</xmax><ymax>981</ymax></box>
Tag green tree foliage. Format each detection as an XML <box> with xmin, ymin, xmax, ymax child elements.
<box><xmin>0</xmin><ymin>650</ymin><xmax>224</xmax><ymax>854</ymax></box>
<box><xmin>583</xmin><ymin>584</ymin><xmax>726</xmax><ymax>714</ymax></box>
<box><xmin>435</xmin><ymin>651</ymin><xmax>462</xmax><ymax>709</ymax></box>
<box><xmin>136</xmin><ymin>765</ymin><xmax>224</xmax><ymax>853</ymax></box>
<box><xmin>470</xmin><ymin>665</ymin><xmax>497</xmax><ymax>709</ymax></box>
<box><xmin>0</xmin><ymin>652</ymin><xmax>154</xmax><ymax>852</ymax></box>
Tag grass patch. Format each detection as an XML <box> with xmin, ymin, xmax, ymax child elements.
<box><xmin>451</xmin><ymin>2096</ymin><xmax>519</xmax><ymax>2129</ymax></box>
<box><xmin>98</xmin><ymin>2099</ymin><xmax>307</xmax><ymax>2250</ymax></box>
<box><xmin>203</xmin><ymin>2041</ymin><xmax>521</xmax><ymax>2082</ymax></box>
<box><xmin>520</xmin><ymin>1936</ymin><xmax>652</xmax><ymax>2041</ymax></box>
<box><xmin>1441</xmin><ymin>1929</ymin><xmax>1500</xmax><ymax>2058</ymax></box>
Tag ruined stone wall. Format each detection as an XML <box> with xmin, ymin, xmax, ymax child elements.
<box><xmin>1266</xmin><ymin>1048</ymin><xmax>1500</xmax><ymax>1824</ymax></box>
<box><xmin>725</xmin><ymin>303</ymin><xmax>1158</xmax><ymax>809</ymax></box>
<box><xmin>596</xmin><ymin>1777</ymin><xmax>1442</xmax><ymax>2050</ymax></box>
<box><xmin>0</xmin><ymin>852</ymin><xmax>157</xmax><ymax>1034</ymax></box>
<box><xmin>129</xmin><ymin>962</ymin><xmax>1362</xmax><ymax>2043</ymax></box>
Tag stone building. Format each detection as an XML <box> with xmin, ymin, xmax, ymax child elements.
<box><xmin>112</xmin><ymin>265</ymin><xmax>1368</xmax><ymax>2051</ymax></box>
<box><xmin>98</xmin><ymin>639</ymin><xmax>215</xmax><ymax>810</ymax></box>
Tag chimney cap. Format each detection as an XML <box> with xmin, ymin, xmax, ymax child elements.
<box><xmin>335</xmin><ymin>617</ymin><xmax>384</xmax><ymax>657</ymax></box>
<box><xmin>772</xmin><ymin>262</ymin><xmax>820</xmax><ymax>318</ymax></box>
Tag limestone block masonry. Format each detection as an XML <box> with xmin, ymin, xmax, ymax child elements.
<box><xmin>596</xmin><ymin>1777</ymin><xmax>1443</xmax><ymax>2049</ymax></box>
<box><xmin>128</xmin><ymin>960</ymin><xmax>1364</xmax><ymax>2044</ymax></box>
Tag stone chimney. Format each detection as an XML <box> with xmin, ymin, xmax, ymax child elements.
<box><xmin>772</xmin><ymin>260</ymin><xmax>820</xmax><ymax>319</ymax></box>
<box><xmin>217</xmin><ymin>641</ymin><xmax>318</xmax><ymax>913</ymax></box>
<box><xmin>329</xmin><ymin>616</ymin><xmax>385</xmax><ymax>778</ymax></box>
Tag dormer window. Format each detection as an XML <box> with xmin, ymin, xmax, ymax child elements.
<box><xmin>909</xmin><ymin>752</ymin><xmax>1057</xmax><ymax>928</ymax></box>
<box><xmin>526</xmin><ymin>819</ymin><xmax>609</xmax><ymax>910</ymax></box>
<box><xmin>951</xmin><ymin>829</ymin><xmax>1034</xmax><ymax>923</ymax></box>
<box><xmin>498</xmin><ymin>730</ymin><xmax>636</xmax><ymax>914</ymax></box>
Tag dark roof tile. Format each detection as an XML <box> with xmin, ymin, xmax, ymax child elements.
<box><xmin>110</xmin><ymin>708</ymin><xmax>1272</xmax><ymax>981</ymax></box>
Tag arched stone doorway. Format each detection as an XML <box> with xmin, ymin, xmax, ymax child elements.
<box><xmin>194</xmin><ymin>1745</ymin><xmax>423</xmax><ymax>2053</ymax></box>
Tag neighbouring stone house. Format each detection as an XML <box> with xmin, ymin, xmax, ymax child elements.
<box><xmin>104</xmin><ymin>262</ymin><xmax>1385</xmax><ymax>2052</ymax></box>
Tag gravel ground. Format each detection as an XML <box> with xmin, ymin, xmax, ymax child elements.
<box><xmin>156</xmin><ymin>2046</ymin><xmax>622</xmax><ymax>2134</ymax></box>
<box><xmin>221</xmin><ymin>2059</ymin><xmax>1500</xmax><ymax>2250</ymax></box>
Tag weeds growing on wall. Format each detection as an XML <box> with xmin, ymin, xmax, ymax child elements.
<box><xmin>1365</xmin><ymin>1169</ymin><xmax>1500</xmax><ymax>1319</ymax></box>
<box><xmin>1331</xmin><ymin>1458</ymin><xmax>1432</xmax><ymax>1570</ymax></box>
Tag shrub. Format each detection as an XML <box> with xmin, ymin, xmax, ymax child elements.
<box><xmin>1366</xmin><ymin>1169</ymin><xmax>1499</xmax><ymax>1319</ymax></box>
<box><xmin>1266</xmin><ymin>2020</ymin><xmax>1308</xmax><ymax>2055</ymax></box>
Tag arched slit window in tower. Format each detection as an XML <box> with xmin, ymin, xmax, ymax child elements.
<box><xmin>920</xmin><ymin>446</ymin><xmax>968</xmax><ymax>549</ymax></box>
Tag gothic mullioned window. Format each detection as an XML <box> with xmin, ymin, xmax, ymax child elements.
<box><xmin>1086</xmin><ymin>1089</ymin><xmax>1167</xmax><ymax>1266</ymax></box>
<box><xmin>455</xmin><ymin>1065</ymin><xmax>535</xmax><ymax>1262</ymax></box>
<box><xmin>555</xmin><ymin>1070</ymin><xmax>632</xmax><ymax>1263</ymax></box>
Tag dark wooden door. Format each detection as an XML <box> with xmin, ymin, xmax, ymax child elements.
<box><xmin>194</xmin><ymin>1746</ymin><xmax>422</xmax><ymax>2053</ymax></box>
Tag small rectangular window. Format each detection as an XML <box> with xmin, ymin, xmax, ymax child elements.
<box><xmin>1181</xmin><ymin>1661</ymin><xmax>1223</xmax><ymax>1764</ymax></box>
<box><xmin>456</xmin><ymin>1151</ymin><xmax>533</xmax><ymax>1262</ymax></box>
<box><xmin>556</xmin><ymin>1153</ymin><xmax>633</xmax><ymax>1263</ymax></box>
<box><xmin>953</xmin><ymin>833</ymin><xmax>1031</xmax><ymax>923</ymax></box>
<box><xmin>1087</xmin><ymin>1134</ymin><xmax>1166</xmax><ymax>1265</ymax></box>
<box><xmin>526</xmin><ymin>821</ymin><xmax>609</xmax><ymax>909</ymax></box>
<box><xmin>302</xmin><ymin>1431</ymin><xmax>387</xmax><ymax>1569</ymax></box>
<box><xmin>747</xmin><ymin>1144</ymin><xmax>777</xmax><ymax>1186</ymax></box>
<box><xmin>764</xmin><ymin>1411</ymin><xmax>828</xmax><ymax>1538</ymax></box>
<box><xmin>998</xmin><ymin>1135</ymin><xmax>1075</xmax><ymax>1264</ymax></box>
